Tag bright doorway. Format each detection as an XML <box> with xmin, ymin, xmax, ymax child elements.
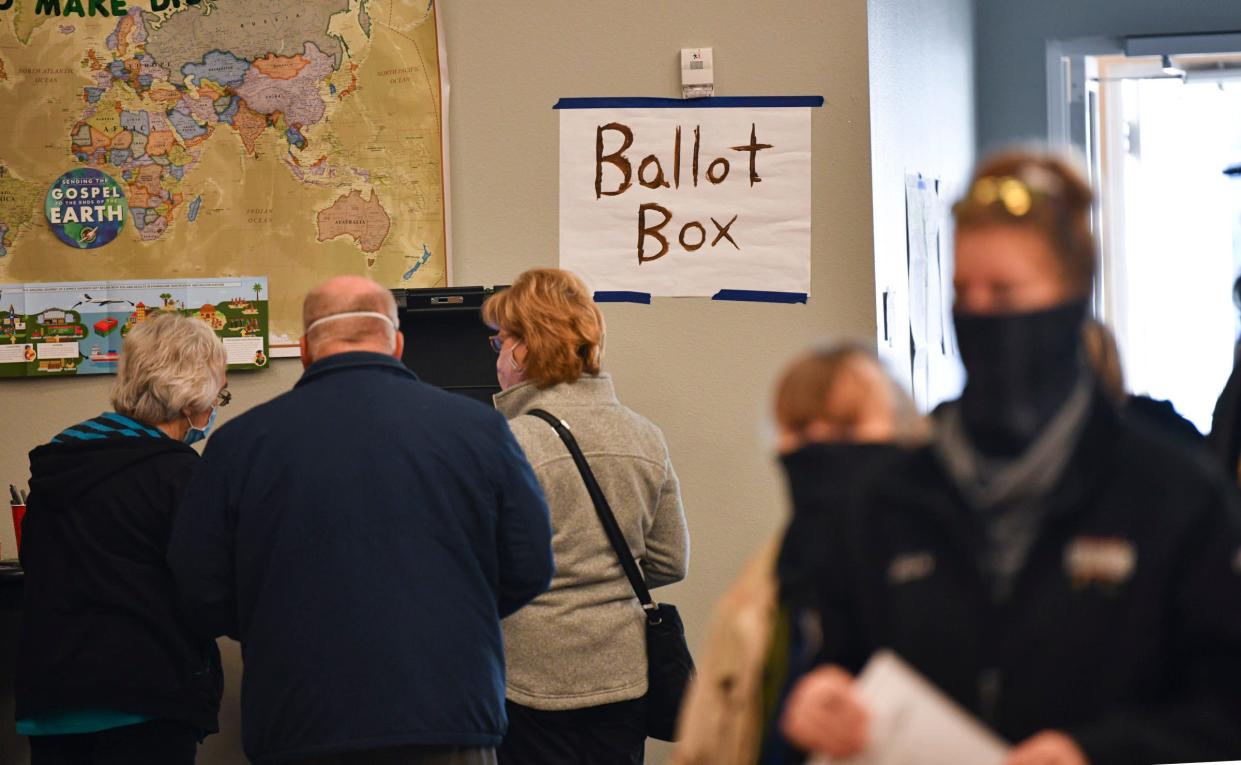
<box><xmin>1089</xmin><ymin>52</ymin><xmax>1241</xmax><ymax>432</ymax></box>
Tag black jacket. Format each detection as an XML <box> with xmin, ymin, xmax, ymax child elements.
<box><xmin>16</xmin><ymin>414</ymin><xmax>222</xmax><ymax>733</ymax></box>
<box><xmin>1208</xmin><ymin>356</ymin><xmax>1241</xmax><ymax>478</ymax></box>
<box><xmin>768</xmin><ymin>443</ymin><xmax>908</xmax><ymax>765</ymax></box>
<box><xmin>167</xmin><ymin>352</ymin><xmax>554</xmax><ymax>763</ymax></box>
<box><xmin>810</xmin><ymin>393</ymin><xmax>1241</xmax><ymax>765</ymax></box>
<box><xmin>777</xmin><ymin>443</ymin><xmax>905</xmax><ymax>608</ymax></box>
<box><xmin>1125</xmin><ymin>394</ymin><xmax>1202</xmax><ymax>447</ymax></box>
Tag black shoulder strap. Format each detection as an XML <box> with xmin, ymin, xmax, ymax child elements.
<box><xmin>527</xmin><ymin>408</ymin><xmax>656</xmax><ymax>611</ymax></box>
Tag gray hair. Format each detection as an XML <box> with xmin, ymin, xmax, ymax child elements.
<box><xmin>111</xmin><ymin>312</ymin><xmax>227</xmax><ymax>426</ymax></box>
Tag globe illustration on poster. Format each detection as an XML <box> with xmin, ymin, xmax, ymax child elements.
<box><xmin>44</xmin><ymin>168</ymin><xmax>128</xmax><ymax>250</ymax></box>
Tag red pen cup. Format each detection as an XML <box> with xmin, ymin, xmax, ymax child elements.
<box><xmin>11</xmin><ymin>503</ymin><xmax>25</xmax><ymax>553</ymax></box>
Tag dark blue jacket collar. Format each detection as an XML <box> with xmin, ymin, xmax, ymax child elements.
<box><xmin>296</xmin><ymin>351</ymin><xmax>418</xmax><ymax>388</ymax></box>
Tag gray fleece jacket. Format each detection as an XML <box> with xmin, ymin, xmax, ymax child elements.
<box><xmin>494</xmin><ymin>374</ymin><xmax>690</xmax><ymax>710</ymax></box>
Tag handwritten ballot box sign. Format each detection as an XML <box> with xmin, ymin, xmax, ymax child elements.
<box><xmin>557</xmin><ymin>97</ymin><xmax>821</xmax><ymax>302</ymax></box>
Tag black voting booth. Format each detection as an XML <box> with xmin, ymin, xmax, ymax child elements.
<box><xmin>392</xmin><ymin>286</ymin><xmax>505</xmax><ymax>405</ymax></box>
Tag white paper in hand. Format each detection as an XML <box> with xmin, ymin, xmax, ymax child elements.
<box><xmin>808</xmin><ymin>651</ymin><xmax>1010</xmax><ymax>765</ymax></box>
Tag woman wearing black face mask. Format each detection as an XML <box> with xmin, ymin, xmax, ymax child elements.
<box><xmin>780</xmin><ymin>151</ymin><xmax>1241</xmax><ymax>765</ymax></box>
<box><xmin>771</xmin><ymin>344</ymin><xmax>927</xmax><ymax>608</ymax></box>
<box><xmin>672</xmin><ymin>344</ymin><xmax>926</xmax><ymax>765</ymax></box>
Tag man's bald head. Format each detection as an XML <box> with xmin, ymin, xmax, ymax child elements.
<box><xmin>301</xmin><ymin>276</ymin><xmax>401</xmax><ymax>361</ymax></box>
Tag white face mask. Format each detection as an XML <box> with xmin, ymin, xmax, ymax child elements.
<box><xmin>304</xmin><ymin>311</ymin><xmax>399</xmax><ymax>351</ymax></box>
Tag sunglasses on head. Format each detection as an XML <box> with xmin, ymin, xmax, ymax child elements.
<box><xmin>956</xmin><ymin>166</ymin><xmax>1066</xmax><ymax>219</ymax></box>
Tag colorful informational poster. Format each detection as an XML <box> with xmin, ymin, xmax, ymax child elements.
<box><xmin>557</xmin><ymin>96</ymin><xmax>822</xmax><ymax>302</ymax></box>
<box><xmin>0</xmin><ymin>277</ymin><xmax>269</xmax><ymax>378</ymax></box>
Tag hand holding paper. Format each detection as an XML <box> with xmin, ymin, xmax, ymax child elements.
<box><xmin>781</xmin><ymin>664</ymin><xmax>870</xmax><ymax>758</ymax></box>
<box><xmin>796</xmin><ymin>651</ymin><xmax>1010</xmax><ymax>765</ymax></box>
<box><xmin>1005</xmin><ymin>731</ymin><xmax>1087</xmax><ymax>765</ymax></box>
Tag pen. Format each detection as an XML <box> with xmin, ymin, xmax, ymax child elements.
<box><xmin>8</xmin><ymin>485</ymin><xmax>18</xmax><ymax>505</ymax></box>
<box><xmin>19</xmin><ymin>490</ymin><xmax>27</xmax><ymax>504</ymax></box>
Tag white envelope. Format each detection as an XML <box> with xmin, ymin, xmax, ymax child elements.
<box><xmin>809</xmin><ymin>650</ymin><xmax>1010</xmax><ymax>765</ymax></box>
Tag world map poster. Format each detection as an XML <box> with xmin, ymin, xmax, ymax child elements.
<box><xmin>0</xmin><ymin>0</ymin><xmax>448</xmax><ymax>352</ymax></box>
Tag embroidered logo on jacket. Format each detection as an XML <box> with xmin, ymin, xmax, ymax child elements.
<box><xmin>1064</xmin><ymin>536</ymin><xmax>1136</xmax><ymax>590</ymax></box>
<box><xmin>888</xmin><ymin>551</ymin><xmax>936</xmax><ymax>585</ymax></box>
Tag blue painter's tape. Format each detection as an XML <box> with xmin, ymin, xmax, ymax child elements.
<box><xmin>711</xmin><ymin>290</ymin><xmax>808</xmax><ymax>304</ymax></box>
<box><xmin>554</xmin><ymin>96</ymin><xmax>824</xmax><ymax>110</ymax></box>
<box><xmin>594</xmin><ymin>291</ymin><xmax>652</xmax><ymax>304</ymax></box>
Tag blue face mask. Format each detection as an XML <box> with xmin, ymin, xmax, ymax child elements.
<box><xmin>183</xmin><ymin>407</ymin><xmax>217</xmax><ymax>445</ymax></box>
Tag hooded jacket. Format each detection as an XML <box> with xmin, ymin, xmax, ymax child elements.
<box><xmin>16</xmin><ymin>412</ymin><xmax>222</xmax><ymax>734</ymax></box>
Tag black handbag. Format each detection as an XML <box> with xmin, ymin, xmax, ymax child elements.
<box><xmin>527</xmin><ymin>408</ymin><xmax>694</xmax><ymax>742</ymax></box>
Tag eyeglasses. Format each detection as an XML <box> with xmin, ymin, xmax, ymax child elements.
<box><xmin>489</xmin><ymin>334</ymin><xmax>504</xmax><ymax>354</ymax></box>
<box><xmin>216</xmin><ymin>388</ymin><xmax>232</xmax><ymax>408</ymax></box>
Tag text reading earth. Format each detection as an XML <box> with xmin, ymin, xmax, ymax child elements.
<box><xmin>45</xmin><ymin>168</ymin><xmax>127</xmax><ymax>248</ymax></box>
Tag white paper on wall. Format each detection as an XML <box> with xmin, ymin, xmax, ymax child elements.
<box><xmin>905</xmin><ymin>173</ymin><xmax>960</xmax><ymax>411</ymax></box>
<box><xmin>557</xmin><ymin>97</ymin><xmax>821</xmax><ymax>300</ymax></box>
<box><xmin>906</xmin><ymin>174</ymin><xmax>931</xmax><ymax>409</ymax></box>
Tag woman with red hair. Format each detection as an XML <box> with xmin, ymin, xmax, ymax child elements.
<box><xmin>486</xmin><ymin>268</ymin><xmax>690</xmax><ymax>765</ymax></box>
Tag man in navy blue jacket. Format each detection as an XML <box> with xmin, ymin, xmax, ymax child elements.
<box><xmin>168</xmin><ymin>276</ymin><xmax>554</xmax><ymax>765</ymax></box>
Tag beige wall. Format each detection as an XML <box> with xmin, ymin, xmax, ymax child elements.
<box><xmin>0</xmin><ymin>1</ymin><xmax>875</xmax><ymax>762</ymax></box>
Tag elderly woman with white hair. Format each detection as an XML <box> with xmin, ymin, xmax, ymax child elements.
<box><xmin>16</xmin><ymin>312</ymin><xmax>228</xmax><ymax>765</ymax></box>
